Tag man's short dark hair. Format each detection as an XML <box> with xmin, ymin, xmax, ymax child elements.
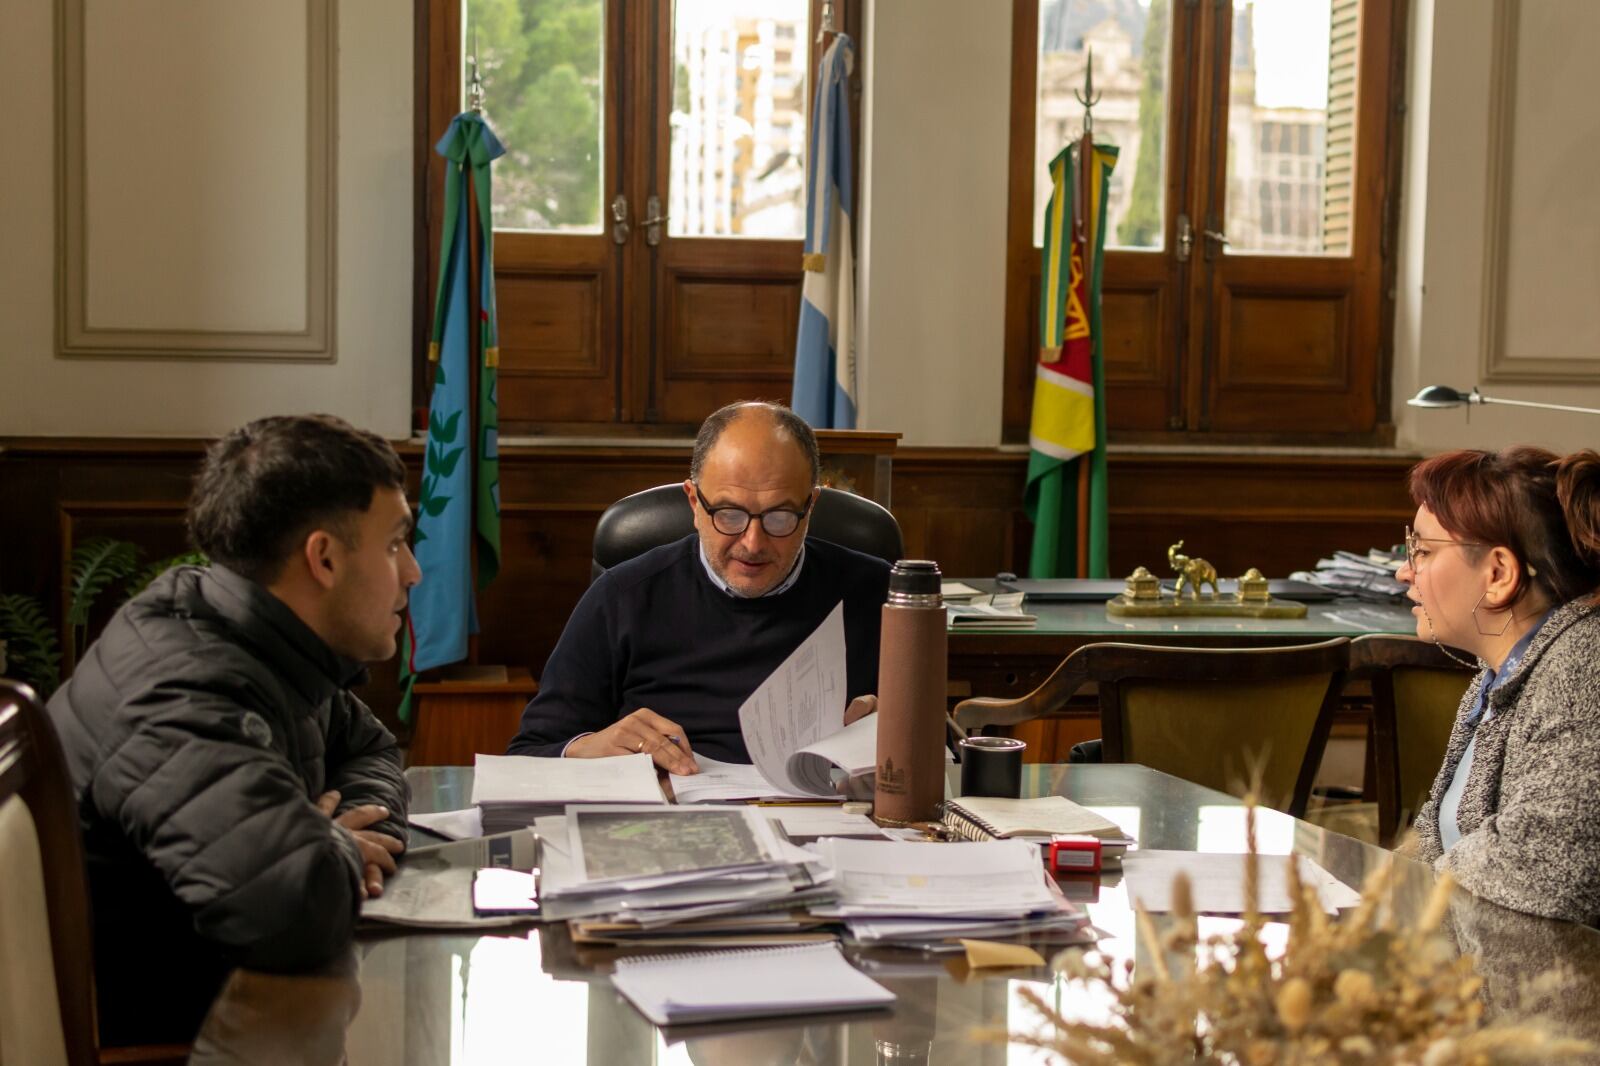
<box><xmin>188</xmin><ymin>414</ymin><xmax>408</xmax><ymax>584</ymax></box>
<box><xmin>690</xmin><ymin>401</ymin><xmax>821</xmax><ymax>485</ymax></box>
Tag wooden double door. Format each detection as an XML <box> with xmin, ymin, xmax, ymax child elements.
<box><xmin>427</xmin><ymin>0</ymin><xmax>854</xmax><ymax>434</ymax></box>
<box><xmin>1006</xmin><ymin>0</ymin><xmax>1404</xmax><ymax>441</ymax></box>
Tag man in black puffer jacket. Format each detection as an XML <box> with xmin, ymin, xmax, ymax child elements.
<box><xmin>47</xmin><ymin>414</ymin><xmax>420</xmax><ymax>1046</ymax></box>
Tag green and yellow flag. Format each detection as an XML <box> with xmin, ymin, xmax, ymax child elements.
<box><xmin>1025</xmin><ymin>135</ymin><xmax>1117</xmax><ymax>578</ymax></box>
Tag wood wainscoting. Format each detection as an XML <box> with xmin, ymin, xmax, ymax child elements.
<box><xmin>1</xmin><ymin>438</ymin><xmax>1417</xmax><ymax>741</ymax></box>
<box><xmin>894</xmin><ymin>447</ymin><xmax>1419</xmax><ymax>582</ymax></box>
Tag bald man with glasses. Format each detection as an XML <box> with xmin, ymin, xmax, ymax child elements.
<box><xmin>507</xmin><ymin>402</ymin><xmax>892</xmax><ymax>771</ymax></box>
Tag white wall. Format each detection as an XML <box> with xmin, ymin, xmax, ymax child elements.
<box><xmin>1393</xmin><ymin>0</ymin><xmax>1600</xmax><ymax>455</ymax></box>
<box><xmin>6</xmin><ymin>0</ymin><xmax>1594</xmax><ymax>454</ymax></box>
<box><xmin>0</xmin><ymin>0</ymin><xmax>413</xmax><ymax>440</ymax></box>
<box><xmin>855</xmin><ymin>0</ymin><xmax>1011</xmax><ymax>447</ymax></box>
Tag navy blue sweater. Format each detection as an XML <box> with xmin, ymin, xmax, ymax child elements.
<box><xmin>508</xmin><ymin>535</ymin><xmax>891</xmax><ymax>762</ymax></box>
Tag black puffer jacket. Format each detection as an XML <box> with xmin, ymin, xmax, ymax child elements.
<box><xmin>47</xmin><ymin>564</ymin><xmax>408</xmax><ymax>1043</ymax></box>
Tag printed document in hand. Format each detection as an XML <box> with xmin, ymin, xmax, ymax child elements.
<box><xmin>732</xmin><ymin>602</ymin><xmax>877</xmax><ymax>798</ymax></box>
<box><xmin>669</xmin><ymin>756</ymin><xmax>817</xmax><ymax>804</ymax></box>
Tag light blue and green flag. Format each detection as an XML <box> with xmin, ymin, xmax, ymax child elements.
<box><xmin>400</xmin><ymin>111</ymin><xmax>503</xmax><ymax>721</ymax></box>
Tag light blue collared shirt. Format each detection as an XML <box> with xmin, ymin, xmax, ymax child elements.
<box><xmin>697</xmin><ymin>540</ymin><xmax>806</xmax><ymax>598</ymax></box>
<box><xmin>1438</xmin><ymin>610</ymin><xmax>1553</xmax><ymax>850</ymax></box>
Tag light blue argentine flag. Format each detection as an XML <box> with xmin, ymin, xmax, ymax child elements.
<box><xmin>791</xmin><ymin>33</ymin><xmax>857</xmax><ymax>429</ymax></box>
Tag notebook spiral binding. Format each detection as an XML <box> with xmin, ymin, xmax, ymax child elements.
<box><xmin>612</xmin><ymin>941</ymin><xmax>839</xmax><ymax>971</ymax></box>
<box><xmin>936</xmin><ymin>800</ymin><xmax>1000</xmax><ymax>842</ymax></box>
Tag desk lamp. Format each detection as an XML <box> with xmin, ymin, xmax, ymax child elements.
<box><xmin>1407</xmin><ymin>385</ymin><xmax>1600</xmax><ymax>417</ymax></box>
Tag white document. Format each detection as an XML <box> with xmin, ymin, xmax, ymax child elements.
<box><xmin>1120</xmin><ymin>850</ymin><xmax>1364</xmax><ymax>915</ymax></box>
<box><xmin>765</xmin><ymin>807</ymin><xmax>886</xmax><ymax>840</ymax></box>
<box><xmin>669</xmin><ymin>756</ymin><xmax>815</xmax><ymax>803</ymax></box>
<box><xmin>409</xmin><ymin>807</ymin><xmax>483</xmax><ymax>840</ymax></box>
<box><xmin>737</xmin><ymin>603</ymin><xmax>877</xmax><ymax>797</ymax></box>
<box><xmin>470</xmin><ymin>752</ymin><xmax>664</xmax><ymax>806</ymax></box>
<box><xmin>785</xmin><ymin>715</ymin><xmax>878</xmax><ymax>795</ymax></box>
<box><xmin>610</xmin><ymin>942</ymin><xmax>894</xmax><ymax>1027</ymax></box>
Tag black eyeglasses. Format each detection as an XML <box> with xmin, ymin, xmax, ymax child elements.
<box><xmin>694</xmin><ymin>485</ymin><xmax>814</xmax><ymax>537</ymax></box>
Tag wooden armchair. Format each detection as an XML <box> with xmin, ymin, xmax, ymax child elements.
<box><xmin>0</xmin><ymin>680</ymin><xmax>191</xmax><ymax>1066</ymax></box>
<box><xmin>0</xmin><ymin>678</ymin><xmax>97</xmax><ymax>1066</ymax></box>
<box><xmin>953</xmin><ymin>638</ymin><xmax>1352</xmax><ymax>818</ymax></box>
<box><xmin>1349</xmin><ymin>634</ymin><xmax>1476</xmax><ymax>846</ymax></box>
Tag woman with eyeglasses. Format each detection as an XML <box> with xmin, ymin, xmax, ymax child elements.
<box><xmin>1396</xmin><ymin>445</ymin><xmax>1600</xmax><ymax>923</ymax></box>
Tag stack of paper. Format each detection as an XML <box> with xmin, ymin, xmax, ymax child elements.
<box><xmin>946</xmin><ymin>592</ymin><xmax>1037</xmax><ymax>631</ymax></box>
<box><xmin>1291</xmin><ymin>547</ymin><xmax>1407</xmax><ymax>602</ymax></box>
<box><xmin>538</xmin><ymin>805</ymin><xmax>840</xmax><ymax>945</ymax></box>
<box><xmin>808</xmin><ymin>838</ymin><xmax>1089</xmax><ymax>949</ymax></box>
<box><xmin>610</xmin><ymin>942</ymin><xmax>894</xmax><ymax>1026</ymax></box>
<box><xmin>471</xmin><ymin>753</ymin><xmax>664</xmax><ymax>835</ymax></box>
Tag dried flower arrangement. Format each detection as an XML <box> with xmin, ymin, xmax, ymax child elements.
<box><xmin>999</xmin><ymin>800</ymin><xmax>1592</xmax><ymax>1065</ymax></box>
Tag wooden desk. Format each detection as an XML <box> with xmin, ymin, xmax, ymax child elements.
<box><xmin>947</xmin><ymin>595</ymin><xmax>1418</xmax><ymax>764</ymax></box>
<box><xmin>187</xmin><ymin>764</ymin><xmax>1600</xmax><ymax>1064</ymax></box>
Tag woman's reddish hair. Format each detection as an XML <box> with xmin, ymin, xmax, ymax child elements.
<box><xmin>1409</xmin><ymin>446</ymin><xmax>1600</xmax><ymax>606</ymax></box>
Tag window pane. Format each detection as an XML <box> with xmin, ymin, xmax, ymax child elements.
<box><xmin>1034</xmin><ymin>0</ymin><xmax>1172</xmax><ymax>249</ymax></box>
<box><xmin>669</xmin><ymin>0</ymin><xmax>810</xmax><ymax>238</ymax></box>
<box><xmin>465</xmin><ymin>0</ymin><xmax>605</xmax><ymax>233</ymax></box>
<box><xmin>1222</xmin><ymin>0</ymin><xmax>1357</xmax><ymax>255</ymax></box>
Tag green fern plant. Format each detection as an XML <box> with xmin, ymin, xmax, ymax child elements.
<box><xmin>2</xmin><ymin>540</ymin><xmax>210</xmax><ymax>690</ymax></box>
<box><xmin>68</xmin><ymin>537</ymin><xmax>141</xmax><ymax>657</ymax></box>
<box><xmin>0</xmin><ymin>592</ymin><xmax>62</xmax><ymax>695</ymax></box>
<box><xmin>128</xmin><ymin>551</ymin><xmax>210</xmax><ymax>598</ymax></box>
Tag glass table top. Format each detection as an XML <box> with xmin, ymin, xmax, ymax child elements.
<box><xmin>187</xmin><ymin>764</ymin><xmax>1600</xmax><ymax>1065</ymax></box>
<box><xmin>951</xmin><ymin>599</ymin><xmax>1419</xmax><ymax>639</ymax></box>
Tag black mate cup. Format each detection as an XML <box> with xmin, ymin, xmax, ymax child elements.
<box><xmin>958</xmin><ymin>736</ymin><xmax>1026</xmax><ymax>798</ymax></box>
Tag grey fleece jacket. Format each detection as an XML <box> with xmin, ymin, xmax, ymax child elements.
<box><xmin>1411</xmin><ymin>597</ymin><xmax>1600</xmax><ymax>925</ymax></box>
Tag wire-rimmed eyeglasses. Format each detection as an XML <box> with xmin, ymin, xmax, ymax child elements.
<box><xmin>694</xmin><ymin>485</ymin><xmax>815</xmax><ymax>537</ymax></box>
<box><xmin>1403</xmin><ymin>525</ymin><xmax>1488</xmax><ymax>572</ymax></box>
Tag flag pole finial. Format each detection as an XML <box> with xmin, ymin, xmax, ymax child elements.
<box><xmin>467</xmin><ymin>27</ymin><xmax>486</xmax><ymax>114</ymax></box>
<box><xmin>816</xmin><ymin>0</ymin><xmax>837</xmax><ymax>44</ymax></box>
<box><xmin>1075</xmin><ymin>48</ymin><xmax>1100</xmax><ymax>134</ymax></box>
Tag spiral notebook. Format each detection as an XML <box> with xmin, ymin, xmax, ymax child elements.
<box><xmin>609</xmin><ymin>942</ymin><xmax>895</xmax><ymax>1027</ymax></box>
<box><xmin>941</xmin><ymin>796</ymin><xmax>1128</xmax><ymax>843</ymax></box>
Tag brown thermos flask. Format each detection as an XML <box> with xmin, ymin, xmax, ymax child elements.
<box><xmin>873</xmin><ymin>560</ymin><xmax>946</xmax><ymax>825</ymax></box>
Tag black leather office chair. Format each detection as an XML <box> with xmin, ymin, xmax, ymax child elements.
<box><xmin>591</xmin><ymin>484</ymin><xmax>904</xmax><ymax>580</ymax></box>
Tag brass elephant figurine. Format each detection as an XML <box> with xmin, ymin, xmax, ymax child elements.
<box><xmin>1168</xmin><ymin>540</ymin><xmax>1220</xmax><ymax>599</ymax></box>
